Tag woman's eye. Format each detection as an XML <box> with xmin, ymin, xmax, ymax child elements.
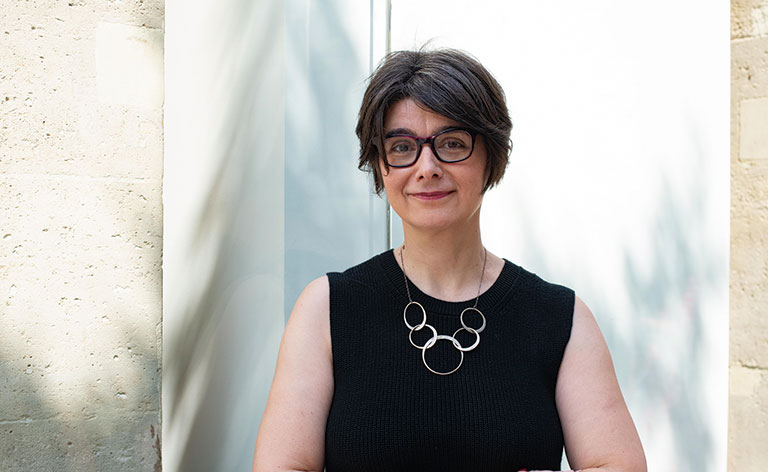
<box><xmin>442</xmin><ymin>139</ymin><xmax>467</xmax><ymax>149</ymax></box>
<box><xmin>389</xmin><ymin>141</ymin><xmax>415</xmax><ymax>154</ymax></box>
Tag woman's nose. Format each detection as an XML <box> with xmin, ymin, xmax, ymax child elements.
<box><xmin>415</xmin><ymin>144</ymin><xmax>443</xmax><ymax>180</ymax></box>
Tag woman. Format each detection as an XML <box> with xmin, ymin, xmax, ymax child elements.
<box><xmin>254</xmin><ymin>49</ymin><xmax>646</xmax><ymax>472</ymax></box>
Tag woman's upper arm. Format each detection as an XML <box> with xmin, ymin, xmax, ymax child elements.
<box><xmin>556</xmin><ymin>296</ymin><xmax>647</xmax><ymax>472</ymax></box>
<box><xmin>253</xmin><ymin>276</ymin><xmax>334</xmax><ymax>472</ymax></box>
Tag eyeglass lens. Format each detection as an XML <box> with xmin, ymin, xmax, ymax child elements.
<box><xmin>383</xmin><ymin>129</ymin><xmax>473</xmax><ymax>167</ymax></box>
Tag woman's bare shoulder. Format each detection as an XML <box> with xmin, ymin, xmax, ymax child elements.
<box><xmin>252</xmin><ymin>276</ymin><xmax>333</xmax><ymax>471</ymax></box>
<box><xmin>293</xmin><ymin>276</ymin><xmax>330</xmax><ymax>319</ymax></box>
<box><xmin>285</xmin><ymin>275</ymin><xmax>331</xmax><ymax>357</ymax></box>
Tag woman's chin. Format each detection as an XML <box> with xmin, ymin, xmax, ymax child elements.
<box><xmin>400</xmin><ymin>213</ymin><xmax>467</xmax><ymax>233</ymax></box>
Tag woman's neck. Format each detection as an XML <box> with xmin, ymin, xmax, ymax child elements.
<box><xmin>397</xmin><ymin>223</ymin><xmax>498</xmax><ymax>302</ymax></box>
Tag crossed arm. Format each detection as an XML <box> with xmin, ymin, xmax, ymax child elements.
<box><xmin>252</xmin><ymin>277</ymin><xmax>646</xmax><ymax>472</ymax></box>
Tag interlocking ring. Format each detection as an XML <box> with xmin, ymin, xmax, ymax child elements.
<box><xmin>422</xmin><ymin>335</ymin><xmax>464</xmax><ymax>376</ymax></box>
<box><xmin>403</xmin><ymin>301</ymin><xmax>427</xmax><ymax>330</ymax></box>
<box><xmin>401</xmin><ymin>296</ymin><xmax>487</xmax><ymax>374</ymax></box>
<box><xmin>408</xmin><ymin>323</ymin><xmax>437</xmax><ymax>349</ymax></box>
<box><xmin>451</xmin><ymin>327</ymin><xmax>480</xmax><ymax>352</ymax></box>
<box><xmin>460</xmin><ymin>307</ymin><xmax>486</xmax><ymax>333</ymax></box>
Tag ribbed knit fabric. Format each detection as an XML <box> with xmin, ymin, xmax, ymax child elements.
<box><xmin>324</xmin><ymin>250</ymin><xmax>574</xmax><ymax>472</ymax></box>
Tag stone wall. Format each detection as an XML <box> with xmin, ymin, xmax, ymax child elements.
<box><xmin>730</xmin><ymin>0</ymin><xmax>768</xmax><ymax>470</ymax></box>
<box><xmin>0</xmin><ymin>1</ymin><xmax>164</xmax><ymax>470</ymax></box>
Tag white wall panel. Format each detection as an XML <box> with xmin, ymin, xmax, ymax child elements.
<box><xmin>389</xmin><ymin>1</ymin><xmax>729</xmax><ymax>470</ymax></box>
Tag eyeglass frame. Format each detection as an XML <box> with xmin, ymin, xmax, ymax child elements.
<box><xmin>379</xmin><ymin>127</ymin><xmax>479</xmax><ymax>168</ymax></box>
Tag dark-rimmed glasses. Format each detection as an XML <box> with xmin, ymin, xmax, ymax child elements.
<box><xmin>382</xmin><ymin>127</ymin><xmax>478</xmax><ymax>168</ymax></box>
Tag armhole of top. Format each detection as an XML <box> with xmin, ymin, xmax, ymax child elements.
<box><xmin>325</xmin><ymin>272</ymin><xmax>341</xmax><ymax>378</ymax></box>
<box><xmin>565</xmin><ymin>288</ymin><xmax>576</xmax><ymax>346</ymax></box>
<box><xmin>548</xmin><ymin>282</ymin><xmax>576</xmax><ymax>378</ymax></box>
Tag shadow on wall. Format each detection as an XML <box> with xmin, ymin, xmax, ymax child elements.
<box><xmin>0</xmin><ymin>1</ymin><xmax>165</xmax><ymax>469</ymax></box>
<box><xmin>283</xmin><ymin>0</ymin><xmax>379</xmax><ymax>320</ymax></box>
<box><xmin>163</xmin><ymin>1</ymin><xmax>364</xmax><ymax>472</ymax></box>
<box><xmin>616</xmin><ymin>176</ymin><xmax>715</xmax><ymax>471</ymax></box>
<box><xmin>163</xmin><ymin>0</ymin><xmax>285</xmax><ymax>470</ymax></box>
<box><xmin>618</xmin><ymin>123</ymin><xmax>723</xmax><ymax>471</ymax></box>
<box><xmin>513</xmin><ymin>121</ymin><xmax>723</xmax><ymax>470</ymax></box>
<box><xmin>0</xmin><ymin>360</ymin><xmax>77</xmax><ymax>471</ymax></box>
<box><xmin>0</xmin><ymin>180</ymin><xmax>162</xmax><ymax>471</ymax></box>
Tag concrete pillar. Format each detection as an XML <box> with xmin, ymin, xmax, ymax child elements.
<box><xmin>730</xmin><ymin>1</ymin><xmax>768</xmax><ymax>470</ymax></box>
<box><xmin>0</xmin><ymin>1</ymin><xmax>164</xmax><ymax>470</ymax></box>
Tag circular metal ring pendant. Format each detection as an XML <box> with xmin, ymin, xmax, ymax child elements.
<box><xmin>408</xmin><ymin>323</ymin><xmax>437</xmax><ymax>349</ymax></box>
<box><xmin>460</xmin><ymin>307</ymin><xmax>486</xmax><ymax>333</ymax></box>
<box><xmin>421</xmin><ymin>335</ymin><xmax>464</xmax><ymax>376</ymax></box>
<box><xmin>451</xmin><ymin>327</ymin><xmax>480</xmax><ymax>352</ymax></box>
<box><xmin>403</xmin><ymin>301</ymin><xmax>427</xmax><ymax>330</ymax></box>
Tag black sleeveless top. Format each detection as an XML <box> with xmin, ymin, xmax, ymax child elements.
<box><xmin>325</xmin><ymin>250</ymin><xmax>574</xmax><ymax>471</ymax></box>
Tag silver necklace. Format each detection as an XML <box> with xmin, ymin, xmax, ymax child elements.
<box><xmin>399</xmin><ymin>246</ymin><xmax>488</xmax><ymax>375</ymax></box>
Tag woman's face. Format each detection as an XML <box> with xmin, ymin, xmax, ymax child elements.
<box><xmin>380</xmin><ymin>98</ymin><xmax>487</xmax><ymax>233</ymax></box>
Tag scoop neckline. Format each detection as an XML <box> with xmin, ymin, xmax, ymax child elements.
<box><xmin>377</xmin><ymin>249</ymin><xmax>522</xmax><ymax>316</ymax></box>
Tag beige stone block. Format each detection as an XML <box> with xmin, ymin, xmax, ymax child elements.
<box><xmin>0</xmin><ymin>411</ymin><xmax>160</xmax><ymax>472</ymax></box>
<box><xmin>0</xmin><ymin>252</ymin><xmax>161</xmax><ymax>411</ymax></box>
<box><xmin>96</xmin><ymin>22</ymin><xmax>163</xmax><ymax>109</ymax></box>
<box><xmin>0</xmin><ymin>100</ymin><xmax>164</xmax><ymax>179</ymax></box>
<box><xmin>0</xmin><ymin>12</ymin><xmax>163</xmax><ymax>179</ymax></box>
<box><xmin>730</xmin><ymin>364</ymin><xmax>764</xmax><ymax>396</ymax></box>
<box><xmin>0</xmin><ymin>1</ymin><xmax>164</xmax><ymax>32</ymax></box>
<box><xmin>740</xmin><ymin>97</ymin><xmax>768</xmax><ymax>160</ymax></box>
<box><xmin>731</xmin><ymin>332</ymin><xmax>768</xmax><ymax>368</ymax></box>
<box><xmin>730</xmin><ymin>225</ymin><xmax>768</xmax><ymax>287</ymax></box>
<box><xmin>756</xmin><ymin>4</ymin><xmax>768</xmax><ymax>37</ymax></box>
<box><xmin>0</xmin><ymin>176</ymin><xmax>161</xmax><ymax>466</ymax></box>
<box><xmin>730</xmin><ymin>277</ymin><xmax>768</xmax><ymax>358</ymax></box>
<box><xmin>729</xmin><ymin>155</ymin><xmax>768</xmax><ymax>370</ymax></box>
<box><xmin>728</xmin><ymin>372</ymin><xmax>768</xmax><ymax>471</ymax></box>
<box><xmin>0</xmin><ymin>177</ymin><xmax>162</xmax><ymax>258</ymax></box>
<box><xmin>733</xmin><ymin>0</ymin><xmax>768</xmax><ymax>39</ymax></box>
<box><xmin>731</xmin><ymin>37</ymin><xmax>768</xmax><ymax>104</ymax></box>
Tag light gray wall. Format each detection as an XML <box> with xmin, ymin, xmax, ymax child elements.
<box><xmin>284</xmin><ymin>0</ymin><xmax>388</xmax><ymax>321</ymax></box>
<box><xmin>163</xmin><ymin>0</ymin><xmax>286</xmax><ymax>470</ymax></box>
<box><xmin>163</xmin><ymin>1</ymin><xmax>386</xmax><ymax>471</ymax></box>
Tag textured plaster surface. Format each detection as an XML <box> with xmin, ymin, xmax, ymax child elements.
<box><xmin>0</xmin><ymin>1</ymin><xmax>163</xmax><ymax>471</ymax></box>
<box><xmin>730</xmin><ymin>1</ymin><xmax>768</xmax><ymax>469</ymax></box>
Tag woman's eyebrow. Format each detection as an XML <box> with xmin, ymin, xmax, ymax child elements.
<box><xmin>384</xmin><ymin>127</ymin><xmax>414</xmax><ymax>138</ymax></box>
<box><xmin>384</xmin><ymin>125</ymin><xmax>460</xmax><ymax>138</ymax></box>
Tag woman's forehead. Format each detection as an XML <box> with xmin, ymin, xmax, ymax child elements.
<box><xmin>384</xmin><ymin>98</ymin><xmax>463</xmax><ymax>134</ymax></box>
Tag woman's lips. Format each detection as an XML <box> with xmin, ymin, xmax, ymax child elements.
<box><xmin>411</xmin><ymin>191</ymin><xmax>453</xmax><ymax>200</ymax></box>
